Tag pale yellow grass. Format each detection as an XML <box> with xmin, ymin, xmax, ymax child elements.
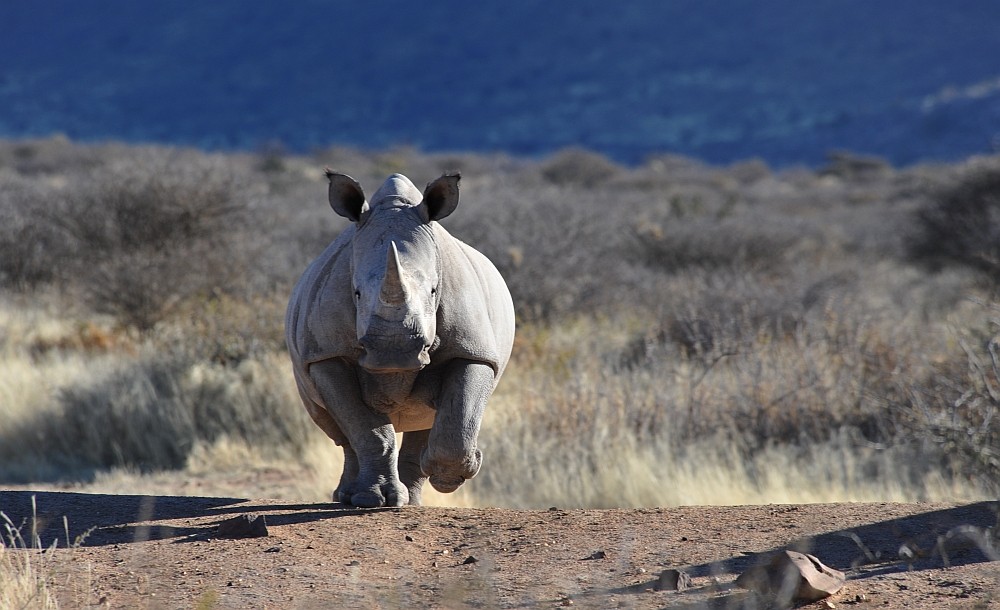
<box><xmin>0</xmin><ymin>546</ymin><xmax>58</xmax><ymax>610</ymax></box>
<box><xmin>0</xmin><ymin>300</ymin><xmax>991</xmax><ymax>510</ymax></box>
<box><xmin>1</xmin><ymin>498</ymin><xmax>64</xmax><ymax>610</ymax></box>
<box><xmin>474</xmin><ymin>394</ymin><xmax>990</xmax><ymax>509</ymax></box>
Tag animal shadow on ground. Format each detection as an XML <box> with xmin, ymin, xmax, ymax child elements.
<box><xmin>605</xmin><ymin>501</ymin><xmax>999</xmax><ymax>609</ymax></box>
<box><xmin>0</xmin><ymin>490</ymin><xmax>381</xmax><ymax>547</ymax></box>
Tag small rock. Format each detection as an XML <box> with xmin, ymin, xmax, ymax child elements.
<box><xmin>216</xmin><ymin>514</ymin><xmax>268</xmax><ymax>539</ymax></box>
<box><xmin>405</xmin><ymin>534</ymin><xmax>414</xmax><ymax>542</ymax></box>
<box><xmin>264</xmin><ymin>546</ymin><xmax>280</xmax><ymax>553</ymax></box>
<box><xmin>655</xmin><ymin>569</ymin><xmax>692</xmax><ymax>591</ymax></box>
<box><xmin>582</xmin><ymin>550</ymin><xmax>607</xmax><ymax>560</ymax></box>
<box><xmin>462</xmin><ymin>556</ymin><xmax>478</xmax><ymax>565</ymax></box>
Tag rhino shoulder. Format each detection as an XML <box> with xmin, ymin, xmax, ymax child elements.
<box><xmin>434</xmin><ymin>229</ymin><xmax>515</xmax><ymax>378</ymax></box>
<box><xmin>286</xmin><ymin>226</ymin><xmax>359</xmax><ymax>366</ymax></box>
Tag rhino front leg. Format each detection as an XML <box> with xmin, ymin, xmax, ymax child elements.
<box><xmin>334</xmin><ymin>443</ymin><xmax>360</xmax><ymax>504</ymax></box>
<box><xmin>422</xmin><ymin>359</ymin><xmax>494</xmax><ymax>493</ymax></box>
<box><xmin>309</xmin><ymin>359</ymin><xmax>409</xmax><ymax>508</ymax></box>
<box><xmin>294</xmin><ymin>377</ymin><xmax>360</xmax><ymax>503</ymax></box>
<box><xmin>399</xmin><ymin>429</ymin><xmax>430</xmax><ymax>505</ymax></box>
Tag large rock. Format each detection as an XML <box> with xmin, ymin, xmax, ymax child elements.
<box><xmin>736</xmin><ymin>550</ymin><xmax>845</xmax><ymax>603</ymax></box>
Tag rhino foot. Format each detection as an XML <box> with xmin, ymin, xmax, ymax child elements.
<box><xmin>422</xmin><ymin>447</ymin><xmax>482</xmax><ymax>494</ymax></box>
<box><xmin>337</xmin><ymin>479</ymin><xmax>409</xmax><ymax>508</ymax></box>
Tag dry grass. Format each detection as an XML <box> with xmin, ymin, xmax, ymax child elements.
<box><xmin>1</xmin><ymin>497</ymin><xmax>69</xmax><ymax>610</ymax></box>
<box><xmin>0</xmin><ymin>138</ymin><xmax>998</xmax><ymax>512</ymax></box>
<box><xmin>471</xmin><ymin>312</ymin><xmax>995</xmax><ymax>508</ymax></box>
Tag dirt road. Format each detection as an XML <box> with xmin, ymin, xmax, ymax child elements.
<box><xmin>1</xmin><ymin>491</ymin><xmax>997</xmax><ymax>609</ymax></box>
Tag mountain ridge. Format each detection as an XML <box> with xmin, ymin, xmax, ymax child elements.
<box><xmin>2</xmin><ymin>1</ymin><xmax>999</xmax><ymax>166</ymax></box>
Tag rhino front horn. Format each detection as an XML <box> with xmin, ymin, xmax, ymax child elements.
<box><xmin>380</xmin><ymin>242</ymin><xmax>408</xmax><ymax>305</ymax></box>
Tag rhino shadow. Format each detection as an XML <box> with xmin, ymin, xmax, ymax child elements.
<box><xmin>680</xmin><ymin>500</ymin><xmax>998</xmax><ymax>577</ymax></box>
<box><xmin>0</xmin><ymin>490</ymin><xmax>382</xmax><ymax>547</ymax></box>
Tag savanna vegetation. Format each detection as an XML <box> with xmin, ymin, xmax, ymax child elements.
<box><xmin>1</xmin><ymin>136</ymin><xmax>998</xmax><ymax>509</ymax></box>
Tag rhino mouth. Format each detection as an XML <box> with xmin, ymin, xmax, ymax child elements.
<box><xmin>358</xmin><ymin>334</ymin><xmax>431</xmax><ymax>373</ymax></box>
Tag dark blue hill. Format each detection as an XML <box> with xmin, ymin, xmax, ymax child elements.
<box><xmin>2</xmin><ymin>1</ymin><xmax>999</xmax><ymax>166</ymax></box>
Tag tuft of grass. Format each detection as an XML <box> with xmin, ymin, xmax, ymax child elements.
<box><xmin>1</xmin><ymin>498</ymin><xmax>64</xmax><ymax>610</ymax></box>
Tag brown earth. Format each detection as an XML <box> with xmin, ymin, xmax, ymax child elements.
<box><xmin>1</xmin><ymin>490</ymin><xmax>998</xmax><ymax>609</ymax></box>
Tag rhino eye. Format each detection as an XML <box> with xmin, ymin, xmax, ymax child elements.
<box><xmin>354</xmin><ymin>289</ymin><xmax>361</xmax><ymax>300</ymax></box>
<box><xmin>430</xmin><ymin>287</ymin><xmax>437</xmax><ymax>296</ymax></box>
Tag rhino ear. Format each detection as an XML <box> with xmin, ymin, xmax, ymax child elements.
<box><xmin>326</xmin><ymin>169</ymin><xmax>367</xmax><ymax>221</ymax></box>
<box><xmin>423</xmin><ymin>172</ymin><xmax>461</xmax><ymax>221</ymax></box>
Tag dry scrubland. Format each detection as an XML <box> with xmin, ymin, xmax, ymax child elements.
<box><xmin>1</xmin><ymin>137</ymin><xmax>999</xmax><ymax>513</ymax></box>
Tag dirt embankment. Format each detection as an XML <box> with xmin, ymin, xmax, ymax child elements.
<box><xmin>1</xmin><ymin>491</ymin><xmax>998</xmax><ymax>609</ymax></box>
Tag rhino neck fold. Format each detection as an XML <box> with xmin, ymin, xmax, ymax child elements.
<box><xmin>359</xmin><ymin>369</ymin><xmax>420</xmax><ymax>414</ymax></box>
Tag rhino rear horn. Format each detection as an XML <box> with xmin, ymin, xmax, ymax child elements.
<box><xmin>326</xmin><ymin>170</ymin><xmax>367</xmax><ymax>222</ymax></box>
<box><xmin>379</xmin><ymin>242</ymin><xmax>408</xmax><ymax>305</ymax></box>
<box><xmin>423</xmin><ymin>172</ymin><xmax>461</xmax><ymax>220</ymax></box>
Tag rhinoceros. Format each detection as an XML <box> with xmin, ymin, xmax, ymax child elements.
<box><xmin>285</xmin><ymin>171</ymin><xmax>515</xmax><ymax>507</ymax></box>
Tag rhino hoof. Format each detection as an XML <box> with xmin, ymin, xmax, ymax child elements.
<box><xmin>351</xmin><ymin>491</ymin><xmax>390</xmax><ymax>508</ymax></box>
<box><xmin>429</xmin><ymin>475</ymin><xmax>466</xmax><ymax>494</ymax></box>
<box><xmin>421</xmin><ymin>448</ymin><xmax>482</xmax><ymax>494</ymax></box>
<box><xmin>349</xmin><ymin>483</ymin><xmax>409</xmax><ymax>508</ymax></box>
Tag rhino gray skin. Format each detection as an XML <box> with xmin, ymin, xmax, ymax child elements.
<box><xmin>286</xmin><ymin>171</ymin><xmax>515</xmax><ymax>507</ymax></box>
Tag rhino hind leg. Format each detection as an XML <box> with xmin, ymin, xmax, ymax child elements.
<box><xmin>399</xmin><ymin>429</ymin><xmax>430</xmax><ymax>505</ymax></box>
<box><xmin>421</xmin><ymin>360</ymin><xmax>493</xmax><ymax>493</ymax></box>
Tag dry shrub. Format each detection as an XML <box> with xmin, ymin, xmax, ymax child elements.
<box><xmin>820</xmin><ymin>150</ymin><xmax>892</xmax><ymax>182</ymax></box>
<box><xmin>631</xmin><ymin>217</ymin><xmax>801</xmax><ymax>273</ymax></box>
<box><xmin>49</xmin><ymin>153</ymin><xmax>258</xmax><ymax>330</ymax></box>
<box><xmin>538</xmin><ymin>147</ymin><xmax>623</xmax><ymax>187</ymax></box>
<box><xmin>447</xmin><ymin>179</ymin><xmax>625</xmax><ymax>322</ymax></box>
<box><xmin>470</xmin><ymin>314</ymin><xmax>991</xmax><ymax>508</ymax></box>
<box><xmin>163</xmin><ymin>292</ymin><xmax>288</xmax><ymax>365</ymax></box>
<box><xmin>909</xmin><ymin>168</ymin><xmax>1000</xmax><ymax>280</ymax></box>
<box><xmin>0</xmin><ymin>135</ymin><xmax>105</xmax><ymax>176</ymax></box>
<box><xmin>882</xmin><ymin>308</ymin><xmax>1000</xmax><ymax>488</ymax></box>
<box><xmin>0</xmin><ymin>176</ymin><xmax>65</xmax><ymax>289</ymax></box>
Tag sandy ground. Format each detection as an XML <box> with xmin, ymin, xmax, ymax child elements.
<box><xmin>1</xmin><ymin>488</ymin><xmax>998</xmax><ymax>609</ymax></box>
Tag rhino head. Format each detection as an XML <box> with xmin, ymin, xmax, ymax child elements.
<box><xmin>326</xmin><ymin>170</ymin><xmax>460</xmax><ymax>374</ymax></box>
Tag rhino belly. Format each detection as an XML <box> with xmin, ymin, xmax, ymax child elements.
<box><xmin>388</xmin><ymin>403</ymin><xmax>436</xmax><ymax>432</ymax></box>
<box><xmin>357</xmin><ymin>368</ymin><xmax>436</xmax><ymax>431</ymax></box>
